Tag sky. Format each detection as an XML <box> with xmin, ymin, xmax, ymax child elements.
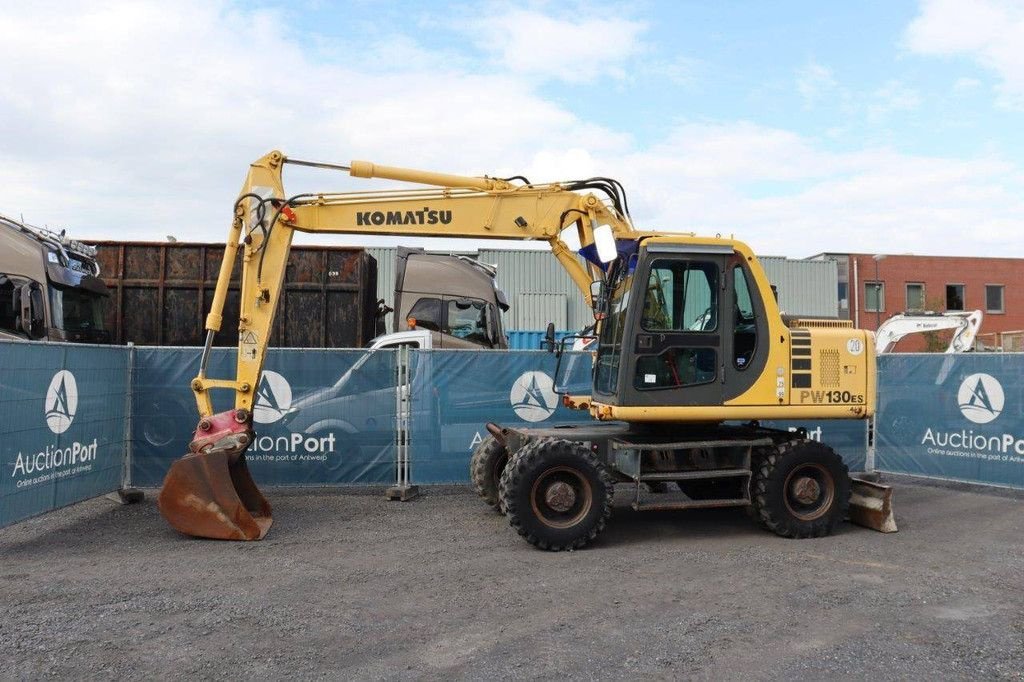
<box><xmin>1</xmin><ymin>0</ymin><xmax>1022</xmax><ymax>258</ymax></box>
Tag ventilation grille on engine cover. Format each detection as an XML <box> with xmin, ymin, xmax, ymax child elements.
<box><xmin>787</xmin><ymin>318</ymin><xmax>854</xmax><ymax>329</ymax></box>
<box><xmin>820</xmin><ymin>349</ymin><xmax>840</xmax><ymax>387</ymax></box>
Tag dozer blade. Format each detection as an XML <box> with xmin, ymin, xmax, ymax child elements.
<box><xmin>157</xmin><ymin>409</ymin><xmax>272</xmax><ymax>541</ymax></box>
<box><xmin>848</xmin><ymin>476</ymin><xmax>897</xmax><ymax>533</ymax></box>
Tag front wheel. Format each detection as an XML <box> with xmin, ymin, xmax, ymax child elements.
<box><xmin>751</xmin><ymin>439</ymin><xmax>850</xmax><ymax>538</ymax></box>
<box><xmin>499</xmin><ymin>438</ymin><xmax>613</xmax><ymax>551</ymax></box>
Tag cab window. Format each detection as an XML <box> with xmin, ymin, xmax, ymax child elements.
<box><xmin>0</xmin><ymin>275</ymin><xmax>21</xmax><ymax>335</ymax></box>
<box><xmin>445</xmin><ymin>299</ymin><xmax>494</xmax><ymax>347</ymax></box>
<box><xmin>635</xmin><ymin>348</ymin><xmax>717</xmax><ymax>389</ymax></box>
<box><xmin>641</xmin><ymin>260</ymin><xmax>718</xmax><ymax>332</ymax></box>
<box><xmin>407</xmin><ymin>298</ymin><xmax>442</xmax><ymax>332</ymax></box>
<box><xmin>733</xmin><ymin>265</ymin><xmax>758</xmax><ymax>369</ymax></box>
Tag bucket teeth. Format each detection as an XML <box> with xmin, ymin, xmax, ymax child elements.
<box><xmin>158</xmin><ymin>450</ymin><xmax>272</xmax><ymax>541</ymax></box>
<box><xmin>848</xmin><ymin>477</ymin><xmax>897</xmax><ymax>533</ymax></box>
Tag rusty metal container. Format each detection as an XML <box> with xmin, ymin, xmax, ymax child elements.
<box><xmin>91</xmin><ymin>241</ymin><xmax>380</xmax><ymax>348</ymax></box>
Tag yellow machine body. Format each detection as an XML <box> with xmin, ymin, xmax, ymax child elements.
<box><xmin>158</xmin><ymin>150</ymin><xmax>887</xmax><ymax>541</ymax></box>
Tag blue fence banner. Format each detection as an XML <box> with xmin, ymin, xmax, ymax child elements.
<box><xmin>131</xmin><ymin>347</ymin><xmax>398</xmax><ymax>487</ymax></box>
<box><xmin>876</xmin><ymin>353</ymin><xmax>1024</xmax><ymax>488</ymax></box>
<box><xmin>408</xmin><ymin>350</ymin><xmax>594</xmax><ymax>483</ymax></box>
<box><xmin>0</xmin><ymin>341</ymin><xmax>127</xmax><ymax>529</ymax></box>
<box><xmin>5</xmin><ymin>341</ymin><xmax>1022</xmax><ymax>532</ymax></box>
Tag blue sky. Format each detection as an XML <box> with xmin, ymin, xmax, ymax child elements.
<box><xmin>1</xmin><ymin>1</ymin><xmax>1022</xmax><ymax>257</ymax></box>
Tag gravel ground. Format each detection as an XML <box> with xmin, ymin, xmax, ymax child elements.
<box><xmin>2</xmin><ymin>478</ymin><xmax>1023</xmax><ymax>680</ymax></box>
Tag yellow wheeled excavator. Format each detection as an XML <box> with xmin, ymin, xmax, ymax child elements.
<box><xmin>158</xmin><ymin>150</ymin><xmax>895</xmax><ymax>545</ymax></box>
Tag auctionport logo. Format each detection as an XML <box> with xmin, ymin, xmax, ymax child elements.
<box><xmin>45</xmin><ymin>370</ymin><xmax>78</xmax><ymax>434</ymax></box>
<box><xmin>253</xmin><ymin>371</ymin><xmax>292</xmax><ymax>424</ymax></box>
<box><xmin>510</xmin><ymin>371</ymin><xmax>557</xmax><ymax>422</ymax></box>
<box><xmin>957</xmin><ymin>373</ymin><xmax>1004</xmax><ymax>425</ymax></box>
<box><xmin>919</xmin><ymin>371</ymin><xmax>1023</xmax><ymax>461</ymax></box>
<box><xmin>11</xmin><ymin>369</ymin><xmax>97</xmax><ymax>486</ymax></box>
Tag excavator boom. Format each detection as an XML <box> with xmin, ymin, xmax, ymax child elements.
<box><xmin>159</xmin><ymin>150</ymin><xmax>636</xmax><ymax>540</ymax></box>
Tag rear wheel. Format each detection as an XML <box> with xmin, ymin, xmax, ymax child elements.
<box><xmin>499</xmin><ymin>438</ymin><xmax>613</xmax><ymax>551</ymax></box>
<box><xmin>751</xmin><ymin>439</ymin><xmax>850</xmax><ymax>538</ymax></box>
<box><xmin>469</xmin><ymin>436</ymin><xmax>509</xmax><ymax>514</ymax></box>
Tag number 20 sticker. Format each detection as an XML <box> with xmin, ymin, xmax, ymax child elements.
<box><xmin>847</xmin><ymin>338</ymin><xmax>864</xmax><ymax>355</ymax></box>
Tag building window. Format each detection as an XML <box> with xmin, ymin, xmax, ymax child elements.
<box><xmin>838</xmin><ymin>282</ymin><xmax>848</xmax><ymax>311</ymax></box>
<box><xmin>986</xmin><ymin>284</ymin><xmax>1005</xmax><ymax>314</ymax></box>
<box><xmin>906</xmin><ymin>283</ymin><xmax>925</xmax><ymax>311</ymax></box>
<box><xmin>946</xmin><ymin>284</ymin><xmax>965</xmax><ymax>311</ymax></box>
<box><xmin>865</xmin><ymin>281</ymin><xmax>884</xmax><ymax>312</ymax></box>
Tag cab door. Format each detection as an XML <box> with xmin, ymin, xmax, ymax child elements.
<box><xmin>624</xmin><ymin>247</ymin><xmax>730</xmax><ymax>407</ymax></box>
<box><xmin>723</xmin><ymin>257</ymin><xmax>770</xmax><ymax>401</ymax></box>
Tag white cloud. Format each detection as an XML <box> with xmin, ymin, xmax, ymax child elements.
<box><xmin>457</xmin><ymin>7</ymin><xmax>647</xmax><ymax>83</ymax></box>
<box><xmin>614</xmin><ymin>123</ymin><xmax>1023</xmax><ymax>257</ymax></box>
<box><xmin>0</xmin><ymin>1</ymin><xmax>1021</xmax><ymax>260</ymax></box>
<box><xmin>905</xmin><ymin>0</ymin><xmax>1024</xmax><ymax>108</ymax></box>
<box><xmin>0</xmin><ymin>1</ymin><xmax>630</xmax><ymax>237</ymax></box>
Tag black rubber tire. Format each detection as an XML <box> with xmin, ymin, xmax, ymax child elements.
<box><xmin>751</xmin><ymin>439</ymin><xmax>851</xmax><ymax>538</ymax></box>
<box><xmin>469</xmin><ymin>436</ymin><xmax>509</xmax><ymax>514</ymax></box>
<box><xmin>499</xmin><ymin>438</ymin><xmax>613</xmax><ymax>551</ymax></box>
<box><xmin>745</xmin><ymin>447</ymin><xmax>771</xmax><ymax>530</ymax></box>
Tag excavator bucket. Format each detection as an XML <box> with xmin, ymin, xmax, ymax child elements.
<box><xmin>848</xmin><ymin>476</ymin><xmax>897</xmax><ymax>533</ymax></box>
<box><xmin>157</xmin><ymin>409</ymin><xmax>272</xmax><ymax>541</ymax></box>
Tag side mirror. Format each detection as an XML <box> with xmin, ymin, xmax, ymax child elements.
<box><xmin>542</xmin><ymin>322</ymin><xmax>556</xmax><ymax>353</ymax></box>
<box><xmin>591</xmin><ymin>223</ymin><xmax>617</xmax><ymax>263</ymax></box>
<box><xmin>19</xmin><ymin>284</ymin><xmax>46</xmax><ymax>339</ymax></box>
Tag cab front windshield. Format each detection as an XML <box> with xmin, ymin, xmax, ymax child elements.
<box><xmin>594</xmin><ymin>260</ymin><xmax>633</xmax><ymax>395</ymax></box>
<box><xmin>49</xmin><ymin>285</ymin><xmax>106</xmax><ymax>333</ymax></box>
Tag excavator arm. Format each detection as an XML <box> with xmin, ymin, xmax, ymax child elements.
<box><xmin>158</xmin><ymin>150</ymin><xmax>636</xmax><ymax>540</ymax></box>
<box><xmin>874</xmin><ymin>310</ymin><xmax>983</xmax><ymax>354</ymax></box>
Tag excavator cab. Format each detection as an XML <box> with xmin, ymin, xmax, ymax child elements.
<box><xmin>593</xmin><ymin>242</ymin><xmax>773</xmax><ymax>411</ymax></box>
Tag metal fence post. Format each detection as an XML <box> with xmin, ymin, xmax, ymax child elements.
<box><xmin>387</xmin><ymin>345</ymin><xmax>418</xmax><ymax>501</ymax></box>
<box><xmin>865</xmin><ymin>414</ymin><xmax>876</xmax><ymax>473</ymax></box>
<box><xmin>107</xmin><ymin>342</ymin><xmax>143</xmax><ymax>504</ymax></box>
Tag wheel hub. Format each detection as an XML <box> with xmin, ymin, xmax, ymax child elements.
<box><xmin>782</xmin><ymin>462</ymin><xmax>836</xmax><ymax>522</ymax></box>
<box><xmin>544</xmin><ymin>481</ymin><xmax>577</xmax><ymax>512</ymax></box>
<box><xmin>791</xmin><ymin>476</ymin><xmax>821</xmax><ymax>505</ymax></box>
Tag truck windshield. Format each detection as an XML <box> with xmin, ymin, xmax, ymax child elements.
<box><xmin>49</xmin><ymin>285</ymin><xmax>106</xmax><ymax>333</ymax></box>
<box><xmin>594</xmin><ymin>261</ymin><xmax>633</xmax><ymax>395</ymax></box>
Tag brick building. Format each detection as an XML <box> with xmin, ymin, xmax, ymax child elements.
<box><xmin>809</xmin><ymin>253</ymin><xmax>1024</xmax><ymax>352</ymax></box>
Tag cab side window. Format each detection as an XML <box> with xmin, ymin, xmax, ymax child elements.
<box><xmin>733</xmin><ymin>265</ymin><xmax>758</xmax><ymax>369</ymax></box>
<box><xmin>0</xmin><ymin>276</ymin><xmax>23</xmax><ymax>335</ymax></box>
<box><xmin>641</xmin><ymin>260</ymin><xmax>718</xmax><ymax>332</ymax></box>
<box><xmin>634</xmin><ymin>260</ymin><xmax>719</xmax><ymax>390</ymax></box>
<box><xmin>407</xmin><ymin>298</ymin><xmax>442</xmax><ymax>332</ymax></box>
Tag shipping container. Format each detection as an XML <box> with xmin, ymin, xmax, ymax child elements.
<box><xmin>91</xmin><ymin>241</ymin><xmax>380</xmax><ymax>348</ymax></box>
